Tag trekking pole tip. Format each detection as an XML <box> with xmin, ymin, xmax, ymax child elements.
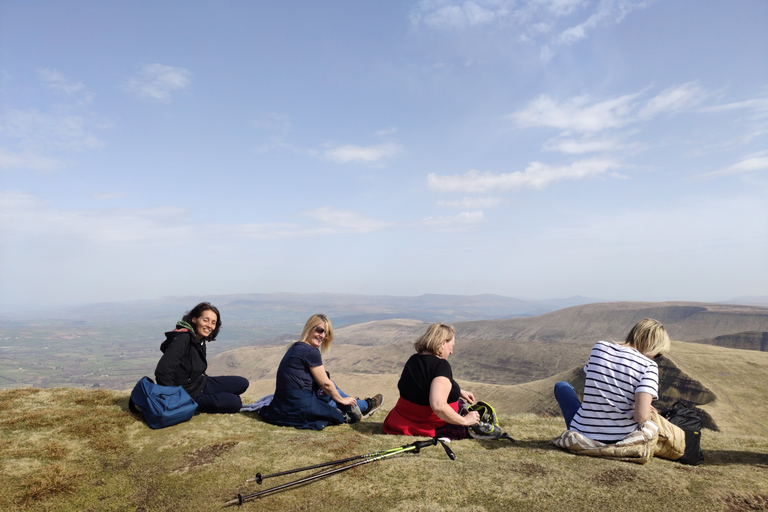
<box><xmin>223</xmin><ymin>496</ymin><xmax>240</xmax><ymax>507</ymax></box>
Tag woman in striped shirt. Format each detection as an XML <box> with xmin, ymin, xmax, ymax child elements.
<box><xmin>553</xmin><ymin>318</ymin><xmax>671</xmax><ymax>443</ymax></box>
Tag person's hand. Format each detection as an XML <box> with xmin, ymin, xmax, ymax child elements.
<box><xmin>338</xmin><ymin>396</ymin><xmax>357</xmax><ymax>407</ymax></box>
<box><xmin>464</xmin><ymin>410</ymin><xmax>481</xmax><ymax>426</ymax></box>
<box><xmin>460</xmin><ymin>390</ymin><xmax>476</xmax><ymax>404</ymax></box>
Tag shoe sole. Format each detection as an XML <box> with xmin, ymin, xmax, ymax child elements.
<box><xmin>362</xmin><ymin>396</ymin><xmax>384</xmax><ymax>419</ymax></box>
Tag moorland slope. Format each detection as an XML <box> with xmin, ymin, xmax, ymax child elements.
<box><xmin>4</xmin><ymin>340</ymin><xmax>767</xmax><ymax>511</ymax></box>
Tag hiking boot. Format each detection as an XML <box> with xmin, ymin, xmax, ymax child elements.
<box><xmin>362</xmin><ymin>394</ymin><xmax>384</xmax><ymax>419</ymax></box>
<box><xmin>341</xmin><ymin>402</ymin><xmax>362</xmax><ymax>424</ymax></box>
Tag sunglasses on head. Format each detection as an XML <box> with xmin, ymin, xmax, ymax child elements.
<box><xmin>314</xmin><ymin>326</ymin><xmax>326</xmax><ymax>334</ymax></box>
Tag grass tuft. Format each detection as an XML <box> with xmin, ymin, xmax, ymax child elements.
<box><xmin>15</xmin><ymin>463</ymin><xmax>83</xmax><ymax>507</ymax></box>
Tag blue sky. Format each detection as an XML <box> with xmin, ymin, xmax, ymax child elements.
<box><xmin>1</xmin><ymin>0</ymin><xmax>766</xmax><ymax>311</ymax></box>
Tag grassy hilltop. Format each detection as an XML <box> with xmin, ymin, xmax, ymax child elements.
<box><xmin>2</xmin><ymin>340</ymin><xmax>768</xmax><ymax>512</ymax></box>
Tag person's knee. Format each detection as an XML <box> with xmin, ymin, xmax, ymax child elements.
<box><xmin>234</xmin><ymin>376</ymin><xmax>249</xmax><ymax>394</ymax></box>
<box><xmin>554</xmin><ymin>381</ymin><xmax>571</xmax><ymax>397</ymax></box>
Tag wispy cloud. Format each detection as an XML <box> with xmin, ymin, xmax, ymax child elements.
<box><xmin>125</xmin><ymin>63</ymin><xmax>191</xmax><ymax>102</ymax></box>
<box><xmin>553</xmin><ymin>0</ymin><xmax>649</xmax><ymax>45</ymax></box>
<box><xmin>436</xmin><ymin>196</ymin><xmax>503</xmax><ymax>208</ymax></box>
<box><xmin>639</xmin><ymin>82</ymin><xmax>706</xmax><ymax>119</ymax></box>
<box><xmin>0</xmin><ymin>192</ymin><xmax>394</xmax><ymax>248</ymax></box>
<box><xmin>39</xmin><ymin>69</ymin><xmax>87</xmax><ymax>96</ymax></box>
<box><xmin>410</xmin><ymin>0</ymin><xmax>655</xmax><ymax>61</ymax></box>
<box><xmin>409</xmin><ymin>0</ymin><xmax>510</xmax><ymax>29</ymax></box>
<box><xmin>297</xmin><ymin>207</ymin><xmax>394</xmax><ymax>233</ymax></box>
<box><xmin>421</xmin><ymin>210</ymin><xmax>483</xmax><ymax>229</ymax></box>
<box><xmin>0</xmin><ymin>109</ymin><xmax>104</xmax><ymax>152</ymax></box>
<box><xmin>703</xmin><ymin>154</ymin><xmax>768</xmax><ymax>178</ymax></box>
<box><xmin>542</xmin><ymin>136</ymin><xmax>631</xmax><ymax>154</ymax></box>
<box><xmin>510</xmin><ymin>83</ymin><xmax>704</xmax><ymax>135</ymax></box>
<box><xmin>699</xmin><ymin>95</ymin><xmax>768</xmax><ymax>118</ymax></box>
<box><xmin>0</xmin><ymin>147</ymin><xmax>67</xmax><ymax>171</ymax></box>
<box><xmin>428</xmin><ymin>158</ymin><xmax>620</xmax><ymax>193</ymax></box>
<box><xmin>323</xmin><ymin>142</ymin><xmax>402</xmax><ymax>164</ymax></box>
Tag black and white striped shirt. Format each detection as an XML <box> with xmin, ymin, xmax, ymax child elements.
<box><xmin>571</xmin><ymin>341</ymin><xmax>659</xmax><ymax>443</ymax></box>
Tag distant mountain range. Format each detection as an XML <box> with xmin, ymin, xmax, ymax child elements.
<box><xmin>2</xmin><ymin>294</ymin><xmax>767</xmax><ymax>391</ymax></box>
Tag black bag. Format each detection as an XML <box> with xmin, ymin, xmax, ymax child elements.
<box><xmin>660</xmin><ymin>401</ymin><xmax>704</xmax><ymax>465</ymax></box>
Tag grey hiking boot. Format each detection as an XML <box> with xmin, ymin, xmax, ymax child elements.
<box><xmin>362</xmin><ymin>394</ymin><xmax>384</xmax><ymax>419</ymax></box>
<box><xmin>341</xmin><ymin>401</ymin><xmax>362</xmax><ymax>424</ymax></box>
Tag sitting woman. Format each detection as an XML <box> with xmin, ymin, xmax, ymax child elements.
<box><xmin>383</xmin><ymin>323</ymin><xmax>480</xmax><ymax>439</ymax></box>
<box><xmin>155</xmin><ymin>302</ymin><xmax>249</xmax><ymax>413</ymax></box>
<box><xmin>259</xmin><ymin>314</ymin><xmax>383</xmax><ymax>430</ymax></box>
<box><xmin>553</xmin><ymin>318</ymin><xmax>670</xmax><ymax>443</ymax></box>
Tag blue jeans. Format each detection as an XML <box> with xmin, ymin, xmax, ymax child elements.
<box><xmin>327</xmin><ymin>383</ymin><xmax>368</xmax><ymax>413</ymax></box>
<box><xmin>554</xmin><ymin>381</ymin><xmax>581</xmax><ymax>429</ymax></box>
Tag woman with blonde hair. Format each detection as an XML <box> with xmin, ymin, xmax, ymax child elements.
<box><xmin>259</xmin><ymin>314</ymin><xmax>383</xmax><ymax>430</ymax></box>
<box><xmin>554</xmin><ymin>318</ymin><xmax>671</xmax><ymax>442</ymax></box>
<box><xmin>382</xmin><ymin>323</ymin><xmax>480</xmax><ymax>439</ymax></box>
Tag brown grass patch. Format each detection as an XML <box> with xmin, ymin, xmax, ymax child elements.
<box><xmin>589</xmin><ymin>466</ymin><xmax>640</xmax><ymax>485</ymax></box>
<box><xmin>513</xmin><ymin>462</ymin><xmax>550</xmax><ymax>477</ymax></box>
<box><xmin>184</xmin><ymin>441</ymin><xmax>238</xmax><ymax>468</ymax></box>
<box><xmin>722</xmin><ymin>493</ymin><xmax>768</xmax><ymax>511</ymax></box>
<box><xmin>15</xmin><ymin>463</ymin><xmax>83</xmax><ymax>507</ymax></box>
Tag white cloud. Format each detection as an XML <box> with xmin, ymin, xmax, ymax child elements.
<box><xmin>510</xmin><ymin>84</ymin><xmax>707</xmax><ymax>136</ymax></box>
<box><xmin>437</xmin><ymin>196</ymin><xmax>503</xmax><ymax>208</ymax></box>
<box><xmin>428</xmin><ymin>158</ymin><xmax>620</xmax><ymax>192</ymax></box>
<box><xmin>0</xmin><ymin>108</ymin><xmax>104</xmax><ymax>156</ymax></box>
<box><xmin>703</xmin><ymin>154</ymin><xmax>768</xmax><ymax>178</ymax></box>
<box><xmin>410</xmin><ymin>0</ymin><xmax>654</xmax><ymax>61</ymax></box>
<box><xmin>699</xmin><ymin>95</ymin><xmax>768</xmax><ymax>118</ymax></box>
<box><xmin>0</xmin><ymin>147</ymin><xmax>66</xmax><ymax>171</ymax></box>
<box><xmin>554</xmin><ymin>0</ymin><xmax>652</xmax><ymax>46</ymax></box>
<box><xmin>323</xmin><ymin>142</ymin><xmax>402</xmax><ymax>164</ymax></box>
<box><xmin>421</xmin><ymin>210</ymin><xmax>483</xmax><ymax>228</ymax></box>
<box><xmin>543</xmin><ymin>136</ymin><xmax>628</xmax><ymax>154</ymax></box>
<box><xmin>509</xmin><ymin>92</ymin><xmax>642</xmax><ymax>133</ymax></box>
<box><xmin>39</xmin><ymin>69</ymin><xmax>86</xmax><ymax>96</ymax></box>
<box><xmin>296</xmin><ymin>207</ymin><xmax>394</xmax><ymax>233</ymax></box>
<box><xmin>639</xmin><ymin>82</ymin><xmax>705</xmax><ymax>119</ymax></box>
<box><xmin>0</xmin><ymin>193</ymin><xmax>394</xmax><ymax>251</ymax></box>
<box><xmin>409</xmin><ymin>0</ymin><xmax>509</xmax><ymax>29</ymax></box>
<box><xmin>125</xmin><ymin>63</ymin><xmax>191</xmax><ymax>102</ymax></box>
<box><xmin>0</xmin><ymin>191</ymin><xmax>191</xmax><ymax>244</ymax></box>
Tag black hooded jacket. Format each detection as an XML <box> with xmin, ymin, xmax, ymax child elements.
<box><xmin>154</xmin><ymin>321</ymin><xmax>208</xmax><ymax>398</ymax></box>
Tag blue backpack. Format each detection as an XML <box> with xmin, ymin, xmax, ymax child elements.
<box><xmin>129</xmin><ymin>377</ymin><xmax>198</xmax><ymax>429</ymax></box>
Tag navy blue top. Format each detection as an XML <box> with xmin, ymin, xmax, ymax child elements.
<box><xmin>275</xmin><ymin>342</ymin><xmax>323</xmax><ymax>391</ymax></box>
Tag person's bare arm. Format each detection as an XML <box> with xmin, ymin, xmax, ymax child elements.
<box><xmin>634</xmin><ymin>392</ymin><xmax>654</xmax><ymax>423</ymax></box>
<box><xmin>429</xmin><ymin>377</ymin><xmax>479</xmax><ymax>426</ymax></box>
<box><xmin>309</xmin><ymin>365</ymin><xmax>356</xmax><ymax>406</ymax></box>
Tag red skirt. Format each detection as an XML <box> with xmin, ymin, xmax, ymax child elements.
<box><xmin>382</xmin><ymin>397</ymin><xmax>459</xmax><ymax>437</ymax></box>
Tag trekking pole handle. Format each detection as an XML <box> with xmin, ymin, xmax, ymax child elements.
<box><xmin>410</xmin><ymin>438</ymin><xmax>437</xmax><ymax>453</ymax></box>
<box><xmin>437</xmin><ymin>439</ymin><xmax>456</xmax><ymax>460</ymax></box>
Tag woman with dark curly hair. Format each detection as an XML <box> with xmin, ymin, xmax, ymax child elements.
<box><xmin>154</xmin><ymin>302</ymin><xmax>249</xmax><ymax>413</ymax></box>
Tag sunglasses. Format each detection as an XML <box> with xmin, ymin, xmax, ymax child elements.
<box><xmin>314</xmin><ymin>326</ymin><xmax>326</xmax><ymax>335</ymax></box>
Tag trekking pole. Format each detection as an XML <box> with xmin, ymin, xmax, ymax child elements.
<box><xmin>224</xmin><ymin>438</ymin><xmax>450</xmax><ymax>507</ymax></box>
<box><xmin>246</xmin><ymin>445</ymin><xmax>410</xmax><ymax>484</ymax></box>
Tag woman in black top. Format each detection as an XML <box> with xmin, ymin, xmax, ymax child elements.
<box><xmin>383</xmin><ymin>323</ymin><xmax>480</xmax><ymax>437</ymax></box>
<box><xmin>154</xmin><ymin>302</ymin><xmax>249</xmax><ymax>413</ymax></box>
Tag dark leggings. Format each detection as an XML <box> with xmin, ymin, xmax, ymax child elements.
<box><xmin>195</xmin><ymin>375</ymin><xmax>249</xmax><ymax>413</ymax></box>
